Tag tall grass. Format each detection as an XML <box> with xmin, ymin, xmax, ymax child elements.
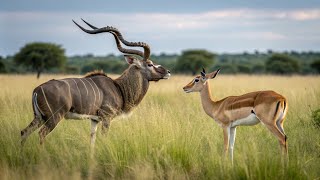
<box><xmin>0</xmin><ymin>74</ymin><xmax>319</xmax><ymax>179</ymax></box>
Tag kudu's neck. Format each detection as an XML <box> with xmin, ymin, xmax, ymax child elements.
<box><xmin>200</xmin><ymin>82</ymin><xmax>216</xmax><ymax>117</ymax></box>
<box><xmin>115</xmin><ymin>65</ymin><xmax>149</xmax><ymax>112</ymax></box>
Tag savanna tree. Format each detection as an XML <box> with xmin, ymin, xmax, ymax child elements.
<box><xmin>14</xmin><ymin>42</ymin><xmax>66</xmax><ymax>78</ymax></box>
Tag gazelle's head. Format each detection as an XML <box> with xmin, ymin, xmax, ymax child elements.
<box><xmin>183</xmin><ymin>68</ymin><xmax>220</xmax><ymax>93</ymax></box>
<box><xmin>73</xmin><ymin>19</ymin><xmax>170</xmax><ymax>81</ymax></box>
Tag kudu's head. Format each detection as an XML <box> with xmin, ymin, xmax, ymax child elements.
<box><xmin>183</xmin><ymin>68</ymin><xmax>220</xmax><ymax>93</ymax></box>
<box><xmin>73</xmin><ymin>19</ymin><xmax>171</xmax><ymax>81</ymax></box>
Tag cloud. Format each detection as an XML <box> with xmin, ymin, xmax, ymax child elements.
<box><xmin>0</xmin><ymin>8</ymin><xmax>320</xmax><ymax>55</ymax></box>
<box><xmin>289</xmin><ymin>9</ymin><xmax>320</xmax><ymax>20</ymax></box>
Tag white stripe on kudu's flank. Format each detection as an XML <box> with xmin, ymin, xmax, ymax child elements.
<box><xmin>89</xmin><ymin>78</ymin><xmax>101</xmax><ymax>102</ymax></box>
<box><xmin>71</xmin><ymin>79</ymin><xmax>83</xmax><ymax>112</ymax></box>
<box><xmin>59</xmin><ymin>79</ymin><xmax>71</xmax><ymax>96</ymax></box>
<box><xmin>79</xmin><ymin>78</ymin><xmax>89</xmax><ymax>96</ymax></box>
<box><xmin>84</xmin><ymin>78</ymin><xmax>97</xmax><ymax>105</ymax></box>
<box><xmin>40</xmin><ymin>86</ymin><xmax>53</xmax><ymax>117</ymax></box>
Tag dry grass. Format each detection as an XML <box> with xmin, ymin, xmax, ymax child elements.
<box><xmin>0</xmin><ymin>74</ymin><xmax>319</xmax><ymax>179</ymax></box>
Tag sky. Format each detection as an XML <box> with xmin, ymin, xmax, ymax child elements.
<box><xmin>1</xmin><ymin>0</ymin><xmax>320</xmax><ymax>56</ymax></box>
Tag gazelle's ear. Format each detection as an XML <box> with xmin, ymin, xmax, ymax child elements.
<box><xmin>124</xmin><ymin>55</ymin><xmax>142</xmax><ymax>67</ymax></box>
<box><xmin>207</xmin><ymin>69</ymin><xmax>221</xmax><ymax>79</ymax></box>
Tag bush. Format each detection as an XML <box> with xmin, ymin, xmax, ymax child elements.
<box><xmin>212</xmin><ymin>63</ymin><xmax>237</xmax><ymax>74</ymax></box>
<box><xmin>175</xmin><ymin>49</ymin><xmax>216</xmax><ymax>75</ymax></box>
<box><xmin>81</xmin><ymin>60</ymin><xmax>126</xmax><ymax>74</ymax></box>
<box><xmin>311</xmin><ymin>109</ymin><xmax>320</xmax><ymax>128</ymax></box>
<box><xmin>310</xmin><ymin>59</ymin><xmax>320</xmax><ymax>73</ymax></box>
<box><xmin>237</xmin><ymin>64</ymin><xmax>251</xmax><ymax>73</ymax></box>
<box><xmin>266</xmin><ymin>53</ymin><xmax>300</xmax><ymax>74</ymax></box>
<box><xmin>65</xmin><ymin>65</ymin><xmax>80</xmax><ymax>74</ymax></box>
<box><xmin>0</xmin><ymin>60</ymin><xmax>6</xmax><ymax>73</ymax></box>
<box><xmin>251</xmin><ymin>63</ymin><xmax>265</xmax><ymax>74</ymax></box>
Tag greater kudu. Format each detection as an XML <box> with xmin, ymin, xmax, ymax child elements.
<box><xmin>21</xmin><ymin>19</ymin><xmax>171</xmax><ymax>148</ymax></box>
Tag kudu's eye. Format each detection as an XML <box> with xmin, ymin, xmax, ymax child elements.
<box><xmin>148</xmin><ymin>64</ymin><xmax>153</xmax><ymax>67</ymax></box>
<box><xmin>195</xmin><ymin>79</ymin><xmax>199</xmax><ymax>82</ymax></box>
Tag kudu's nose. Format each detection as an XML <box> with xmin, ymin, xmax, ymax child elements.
<box><xmin>167</xmin><ymin>70</ymin><xmax>171</xmax><ymax>74</ymax></box>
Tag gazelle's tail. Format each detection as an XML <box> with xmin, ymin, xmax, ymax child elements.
<box><xmin>274</xmin><ymin>100</ymin><xmax>287</xmax><ymax>136</ymax></box>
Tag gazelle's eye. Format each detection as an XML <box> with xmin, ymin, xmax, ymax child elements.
<box><xmin>148</xmin><ymin>64</ymin><xmax>153</xmax><ymax>67</ymax></box>
<box><xmin>195</xmin><ymin>79</ymin><xmax>199</xmax><ymax>82</ymax></box>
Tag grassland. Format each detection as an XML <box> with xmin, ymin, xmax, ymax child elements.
<box><xmin>0</xmin><ymin>74</ymin><xmax>319</xmax><ymax>179</ymax></box>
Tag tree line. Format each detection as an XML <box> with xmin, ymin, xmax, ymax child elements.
<box><xmin>1</xmin><ymin>42</ymin><xmax>320</xmax><ymax>78</ymax></box>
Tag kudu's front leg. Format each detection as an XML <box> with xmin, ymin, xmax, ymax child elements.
<box><xmin>90</xmin><ymin>120</ymin><xmax>99</xmax><ymax>150</ymax></box>
<box><xmin>100</xmin><ymin>112</ymin><xmax>113</xmax><ymax>135</ymax></box>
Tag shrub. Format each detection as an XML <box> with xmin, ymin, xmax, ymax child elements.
<box><xmin>311</xmin><ymin>109</ymin><xmax>320</xmax><ymax>128</ymax></box>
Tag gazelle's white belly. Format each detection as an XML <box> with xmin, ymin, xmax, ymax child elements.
<box><xmin>231</xmin><ymin>113</ymin><xmax>260</xmax><ymax>127</ymax></box>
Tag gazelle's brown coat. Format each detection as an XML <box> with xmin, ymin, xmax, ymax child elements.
<box><xmin>183</xmin><ymin>69</ymin><xmax>288</xmax><ymax>163</ymax></box>
<box><xmin>21</xmin><ymin>20</ymin><xmax>170</xmax><ymax>147</ymax></box>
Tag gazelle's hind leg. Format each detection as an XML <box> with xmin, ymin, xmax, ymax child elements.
<box><xmin>255</xmin><ymin>100</ymin><xmax>288</xmax><ymax>156</ymax></box>
<box><xmin>276</xmin><ymin>116</ymin><xmax>288</xmax><ymax>154</ymax></box>
<box><xmin>39</xmin><ymin>113</ymin><xmax>64</xmax><ymax>145</ymax></box>
<box><xmin>21</xmin><ymin>116</ymin><xmax>44</xmax><ymax>146</ymax></box>
<box><xmin>264</xmin><ymin>124</ymin><xmax>287</xmax><ymax>154</ymax></box>
<box><xmin>256</xmin><ymin>112</ymin><xmax>287</xmax><ymax>155</ymax></box>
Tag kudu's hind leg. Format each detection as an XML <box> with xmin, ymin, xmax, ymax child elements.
<box><xmin>21</xmin><ymin>116</ymin><xmax>44</xmax><ymax>146</ymax></box>
<box><xmin>38</xmin><ymin>113</ymin><xmax>64</xmax><ymax>145</ymax></box>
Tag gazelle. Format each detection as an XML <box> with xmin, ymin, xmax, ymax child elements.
<box><xmin>183</xmin><ymin>68</ymin><xmax>288</xmax><ymax>163</ymax></box>
<box><xmin>21</xmin><ymin>19</ymin><xmax>171</xmax><ymax>148</ymax></box>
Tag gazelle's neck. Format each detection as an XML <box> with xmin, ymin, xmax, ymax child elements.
<box><xmin>200</xmin><ymin>81</ymin><xmax>215</xmax><ymax>117</ymax></box>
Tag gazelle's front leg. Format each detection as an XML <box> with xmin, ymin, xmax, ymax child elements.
<box><xmin>229</xmin><ymin>126</ymin><xmax>237</xmax><ymax>164</ymax></box>
<box><xmin>222</xmin><ymin>127</ymin><xmax>230</xmax><ymax>158</ymax></box>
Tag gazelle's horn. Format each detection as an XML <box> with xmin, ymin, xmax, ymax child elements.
<box><xmin>201</xmin><ymin>67</ymin><xmax>206</xmax><ymax>77</ymax></box>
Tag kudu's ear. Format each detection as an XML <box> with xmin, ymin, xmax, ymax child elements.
<box><xmin>207</xmin><ymin>69</ymin><xmax>221</xmax><ymax>79</ymax></box>
<box><xmin>124</xmin><ymin>55</ymin><xmax>142</xmax><ymax>67</ymax></box>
